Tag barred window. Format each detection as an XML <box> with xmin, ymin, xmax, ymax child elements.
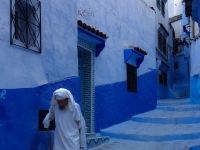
<box><xmin>10</xmin><ymin>0</ymin><xmax>41</xmax><ymax>53</ymax></box>
<box><xmin>161</xmin><ymin>0</ymin><xmax>165</xmax><ymax>16</ymax></box>
<box><xmin>156</xmin><ymin>0</ymin><xmax>161</xmax><ymax>9</ymax></box>
<box><xmin>158</xmin><ymin>31</ymin><xmax>167</xmax><ymax>55</ymax></box>
<box><xmin>157</xmin><ymin>0</ymin><xmax>165</xmax><ymax>16</ymax></box>
<box><xmin>127</xmin><ymin>64</ymin><xmax>137</xmax><ymax>92</ymax></box>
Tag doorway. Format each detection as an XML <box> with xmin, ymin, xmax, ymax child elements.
<box><xmin>78</xmin><ymin>37</ymin><xmax>95</xmax><ymax>133</ymax></box>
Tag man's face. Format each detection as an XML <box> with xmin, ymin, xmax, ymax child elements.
<box><xmin>57</xmin><ymin>98</ymin><xmax>69</xmax><ymax>110</ymax></box>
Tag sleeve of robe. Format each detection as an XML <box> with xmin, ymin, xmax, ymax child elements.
<box><xmin>74</xmin><ymin>104</ymin><xmax>87</xmax><ymax>149</ymax></box>
<box><xmin>42</xmin><ymin>106</ymin><xmax>55</xmax><ymax>128</ymax></box>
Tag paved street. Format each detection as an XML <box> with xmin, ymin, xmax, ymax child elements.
<box><xmin>90</xmin><ymin>98</ymin><xmax>200</xmax><ymax>150</ymax></box>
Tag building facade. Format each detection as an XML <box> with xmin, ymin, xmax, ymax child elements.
<box><xmin>168</xmin><ymin>0</ymin><xmax>190</xmax><ymax>98</ymax></box>
<box><xmin>0</xmin><ymin>0</ymin><xmax>156</xmax><ymax>149</ymax></box>
<box><xmin>144</xmin><ymin>0</ymin><xmax>190</xmax><ymax>99</ymax></box>
<box><xmin>183</xmin><ymin>0</ymin><xmax>200</xmax><ymax>104</ymax></box>
<box><xmin>143</xmin><ymin>0</ymin><xmax>175</xmax><ymax>99</ymax></box>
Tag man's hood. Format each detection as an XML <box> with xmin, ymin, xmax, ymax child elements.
<box><xmin>50</xmin><ymin>88</ymin><xmax>76</xmax><ymax>111</ymax></box>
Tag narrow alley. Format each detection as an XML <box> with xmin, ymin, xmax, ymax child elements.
<box><xmin>89</xmin><ymin>98</ymin><xmax>200</xmax><ymax>150</ymax></box>
<box><xmin>1</xmin><ymin>0</ymin><xmax>200</xmax><ymax>149</ymax></box>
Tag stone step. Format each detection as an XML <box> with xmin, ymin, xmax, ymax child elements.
<box><xmin>131</xmin><ymin>116</ymin><xmax>200</xmax><ymax>124</ymax></box>
<box><xmin>157</xmin><ymin>100</ymin><xmax>190</xmax><ymax>106</ymax></box>
<box><xmin>130</xmin><ymin>108</ymin><xmax>200</xmax><ymax>124</ymax></box>
<box><xmin>157</xmin><ymin>105</ymin><xmax>200</xmax><ymax>112</ymax></box>
<box><xmin>94</xmin><ymin>99</ymin><xmax>200</xmax><ymax>149</ymax></box>
<box><xmin>87</xmin><ymin>136</ymin><xmax>109</xmax><ymax>149</ymax></box>
<box><xmin>100</xmin><ymin>120</ymin><xmax>200</xmax><ymax>142</ymax></box>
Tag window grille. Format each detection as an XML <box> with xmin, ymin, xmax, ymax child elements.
<box><xmin>127</xmin><ymin>64</ymin><xmax>137</xmax><ymax>92</ymax></box>
<box><xmin>156</xmin><ymin>0</ymin><xmax>160</xmax><ymax>10</ymax></box>
<box><xmin>158</xmin><ymin>31</ymin><xmax>167</xmax><ymax>55</ymax></box>
<box><xmin>157</xmin><ymin>0</ymin><xmax>165</xmax><ymax>16</ymax></box>
<box><xmin>161</xmin><ymin>0</ymin><xmax>165</xmax><ymax>16</ymax></box>
<box><xmin>10</xmin><ymin>0</ymin><xmax>41</xmax><ymax>53</ymax></box>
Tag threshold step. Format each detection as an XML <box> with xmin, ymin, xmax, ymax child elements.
<box><xmin>87</xmin><ymin>136</ymin><xmax>109</xmax><ymax>149</ymax></box>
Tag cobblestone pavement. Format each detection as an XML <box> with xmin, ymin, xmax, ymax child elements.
<box><xmin>90</xmin><ymin>98</ymin><xmax>200</xmax><ymax>150</ymax></box>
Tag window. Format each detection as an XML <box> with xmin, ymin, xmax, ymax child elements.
<box><xmin>173</xmin><ymin>38</ymin><xmax>184</xmax><ymax>55</ymax></box>
<box><xmin>158</xmin><ymin>31</ymin><xmax>167</xmax><ymax>55</ymax></box>
<box><xmin>174</xmin><ymin>61</ymin><xmax>179</xmax><ymax>70</ymax></box>
<box><xmin>185</xmin><ymin>0</ymin><xmax>192</xmax><ymax>17</ymax></box>
<box><xmin>187</xmin><ymin>62</ymin><xmax>190</xmax><ymax>82</ymax></box>
<box><xmin>156</xmin><ymin>0</ymin><xmax>165</xmax><ymax>16</ymax></box>
<box><xmin>158</xmin><ymin>69</ymin><xmax>167</xmax><ymax>86</ymax></box>
<box><xmin>38</xmin><ymin>110</ymin><xmax>55</xmax><ymax>131</ymax></box>
<box><xmin>10</xmin><ymin>0</ymin><xmax>41</xmax><ymax>53</ymax></box>
<box><xmin>156</xmin><ymin>0</ymin><xmax>161</xmax><ymax>9</ymax></box>
<box><xmin>127</xmin><ymin>64</ymin><xmax>137</xmax><ymax>92</ymax></box>
<box><xmin>161</xmin><ymin>0</ymin><xmax>165</xmax><ymax>16</ymax></box>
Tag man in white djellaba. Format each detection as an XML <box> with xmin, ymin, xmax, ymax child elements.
<box><xmin>43</xmin><ymin>88</ymin><xmax>87</xmax><ymax>150</ymax></box>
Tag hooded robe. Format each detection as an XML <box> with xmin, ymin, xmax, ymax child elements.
<box><xmin>43</xmin><ymin>88</ymin><xmax>86</xmax><ymax>150</ymax></box>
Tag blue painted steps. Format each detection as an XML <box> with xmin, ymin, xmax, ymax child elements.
<box><xmin>157</xmin><ymin>98</ymin><xmax>190</xmax><ymax>106</ymax></box>
<box><xmin>100</xmin><ymin>99</ymin><xmax>200</xmax><ymax>142</ymax></box>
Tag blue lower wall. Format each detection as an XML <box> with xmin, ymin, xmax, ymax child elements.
<box><xmin>37</xmin><ymin>77</ymin><xmax>82</xmax><ymax>110</ymax></box>
<box><xmin>190</xmin><ymin>75</ymin><xmax>200</xmax><ymax>104</ymax></box>
<box><xmin>95</xmin><ymin>71</ymin><xmax>157</xmax><ymax>132</ymax></box>
<box><xmin>157</xmin><ymin>83</ymin><xmax>176</xmax><ymax>99</ymax></box>
<box><xmin>0</xmin><ymin>72</ymin><xmax>157</xmax><ymax>149</ymax></box>
<box><xmin>0</xmin><ymin>76</ymin><xmax>81</xmax><ymax>150</ymax></box>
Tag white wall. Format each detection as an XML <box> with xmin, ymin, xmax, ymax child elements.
<box><xmin>190</xmin><ymin>39</ymin><xmax>200</xmax><ymax>76</ymax></box>
<box><xmin>0</xmin><ymin>0</ymin><xmax>156</xmax><ymax>88</ymax></box>
<box><xmin>171</xmin><ymin>21</ymin><xmax>182</xmax><ymax>38</ymax></box>
<box><xmin>0</xmin><ymin>0</ymin><xmax>77</xmax><ymax>88</ymax></box>
<box><xmin>168</xmin><ymin>0</ymin><xmax>182</xmax><ymax>18</ymax></box>
<box><xmin>143</xmin><ymin>0</ymin><xmax>169</xmax><ymax>30</ymax></box>
<box><xmin>77</xmin><ymin>0</ymin><xmax>156</xmax><ymax>86</ymax></box>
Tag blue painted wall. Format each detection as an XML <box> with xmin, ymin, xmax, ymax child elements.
<box><xmin>0</xmin><ymin>88</ymin><xmax>40</xmax><ymax>150</ymax></box>
<box><xmin>157</xmin><ymin>83</ymin><xmax>176</xmax><ymax>99</ymax></box>
<box><xmin>0</xmin><ymin>71</ymin><xmax>157</xmax><ymax>148</ymax></box>
<box><xmin>95</xmin><ymin>71</ymin><xmax>157</xmax><ymax>132</ymax></box>
<box><xmin>173</xmin><ymin>56</ymin><xmax>189</xmax><ymax>84</ymax></box>
<box><xmin>190</xmin><ymin>75</ymin><xmax>200</xmax><ymax>104</ymax></box>
<box><xmin>37</xmin><ymin>77</ymin><xmax>82</xmax><ymax>110</ymax></box>
<box><xmin>0</xmin><ymin>76</ymin><xmax>81</xmax><ymax>150</ymax></box>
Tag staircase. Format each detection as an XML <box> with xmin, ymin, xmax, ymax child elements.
<box><xmin>91</xmin><ymin>98</ymin><xmax>200</xmax><ymax>150</ymax></box>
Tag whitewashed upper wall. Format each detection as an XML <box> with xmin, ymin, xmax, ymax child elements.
<box><xmin>143</xmin><ymin>0</ymin><xmax>169</xmax><ymax>31</ymax></box>
<box><xmin>168</xmin><ymin>0</ymin><xmax>182</xmax><ymax>18</ymax></box>
<box><xmin>191</xmin><ymin>39</ymin><xmax>200</xmax><ymax>76</ymax></box>
<box><xmin>77</xmin><ymin>0</ymin><xmax>156</xmax><ymax>86</ymax></box>
<box><xmin>0</xmin><ymin>0</ymin><xmax>77</xmax><ymax>88</ymax></box>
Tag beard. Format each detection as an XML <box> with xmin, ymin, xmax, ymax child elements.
<box><xmin>59</xmin><ymin>105</ymin><xmax>66</xmax><ymax>110</ymax></box>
